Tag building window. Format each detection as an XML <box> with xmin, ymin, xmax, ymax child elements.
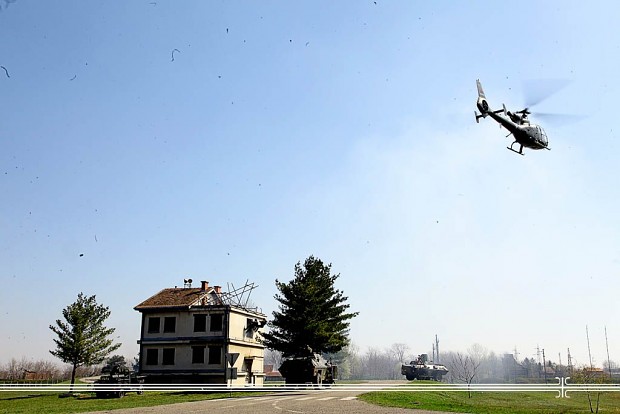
<box><xmin>194</xmin><ymin>314</ymin><xmax>206</xmax><ymax>332</ymax></box>
<box><xmin>163</xmin><ymin>316</ymin><xmax>176</xmax><ymax>333</ymax></box>
<box><xmin>208</xmin><ymin>346</ymin><xmax>222</xmax><ymax>364</ymax></box>
<box><xmin>210</xmin><ymin>314</ymin><xmax>223</xmax><ymax>332</ymax></box>
<box><xmin>192</xmin><ymin>346</ymin><xmax>205</xmax><ymax>364</ymax></box>
<box><xmin>245</xmin><ymin>318</ymin><xmax>254</xmax><ymax>338</ymax></box>
<box><xmin>162</xmin><ymin>348</ymin><xmax>175</xmax><ymax>365</ymax></box>
<box><xmin>146</xmin><ymin>349</ymin><xmax>158</xmax><ymax>365</ymax></box>
<box><xmin>147</xmin><ymin>317</ymin><xmax>160</xmax><ymax>334</ymax></box>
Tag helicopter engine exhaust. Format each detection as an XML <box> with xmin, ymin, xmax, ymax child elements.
<box><xmin>478</xmin><ymin>98</ymin><xmax>489</xmax><ymax>112</ymax></box>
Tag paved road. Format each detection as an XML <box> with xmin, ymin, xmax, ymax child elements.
<box><xmin>83</xmin><ymin>388</ymin><xmax>458</xmax><ymax>414</ymax></box>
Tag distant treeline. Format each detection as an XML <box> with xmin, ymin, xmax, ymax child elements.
<box><xmin>0</xmin><ymin>357</ymin><xmax>102</xmax><ymax>381</ymax></box>
<box><xmin>266</xmin><ymin>343</ymin><xmax>618</xmax><ymax>383</ymax></box>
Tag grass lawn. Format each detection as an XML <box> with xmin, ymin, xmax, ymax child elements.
<box><xmin>0</xmin><ymin>389</ymin><xmax>265</xmax><ymax>414</ymax></box>
<box><xmin>360</xmin><ymin>385</ymin><xmax>620</xmax><ymax>413</ymax></box>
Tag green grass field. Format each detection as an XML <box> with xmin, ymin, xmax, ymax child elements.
<box><xmin>359</xmin><ymin>387</ymin><xmax>620</xmax><ymax>413</ymax></box>
<box><xmin>0</xmin><ymin>389</ymin><xmax>263</xmax><ymax>414</ymax></box>
<box><xmin>5</xmin><ymin>381</ymin><xmax>620</xmax><ymax>414</ymax></box>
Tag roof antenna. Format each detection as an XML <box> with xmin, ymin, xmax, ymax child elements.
<box><xmin>183</xmin><ymin>278</ymin><xmax>193</xmax><ymax>288</ymax></box>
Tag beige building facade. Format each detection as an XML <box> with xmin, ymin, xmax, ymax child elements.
<box><xmin>134</xmin><ymin>281</ymin><xmax>266</xmax><ymax>385</ymax></box>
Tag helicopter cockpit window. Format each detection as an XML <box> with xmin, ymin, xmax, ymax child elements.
<box><xmin>537</xmin><ymin>126</ymin><xmax>547</xmax><ymax>139</ymax></box>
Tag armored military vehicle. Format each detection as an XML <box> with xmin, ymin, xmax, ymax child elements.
<box><xmin>279</xmin><ymin>353</ymin><xmax>337</xmax><ymax>384</ymax></box>
<box><xmin>94</xmin><ymin>365</ymin><xmax>145</xmax><ymax>398</ymax></box>
<box><xmin>401</xmin><ymin>354</ymin><xmax>448</xmax><ymax>381</ymax></box>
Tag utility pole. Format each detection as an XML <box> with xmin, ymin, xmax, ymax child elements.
<box><xmin>435</xmin><ymin>334</ymin><xmax>440</xmax><ymax>363</ymax></box>
<box><xmin>536</xmin><ymin>345</ymin><xmax>542</xmax><ymax>379</ymax></box>
<box><xmin>586</xmin><ymin>325</ymin><xmax>593</xmax><ymax>369</ymax></box>
<box><xmin>606</xmin><ymin>326</ymin><xmax>612</xmax><ymax>379</ymax></box>
<box><xmin>542</xmin><ymin>348</ymin><xmax>547</xmax><ymax>384</ymax></box>
<box><xmin>567</xmin><ymin>348</ymin><xmax>573</xmax><ymax>374</ymax></box>
<box><xmin>513</xmin><ymin>346</ymin><xmax>520</xmax><ymax>383</ymax></box>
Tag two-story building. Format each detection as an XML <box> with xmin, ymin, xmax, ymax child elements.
<box><xmin>134</xmin><ymin>280</ymin><xmax>267</xmax><ymax>385</ymax></box>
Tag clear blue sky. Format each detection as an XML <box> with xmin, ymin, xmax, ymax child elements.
<box><xmin>1</xmin><ymin>0</ymin><xmax>619</xmax><ymax>368</ymax></box>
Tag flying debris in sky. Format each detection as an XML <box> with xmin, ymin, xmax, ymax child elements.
<box><xmin>171</xmin><ymin>48</ymin><xmax>180</xmax><ymax>62</ymax></box>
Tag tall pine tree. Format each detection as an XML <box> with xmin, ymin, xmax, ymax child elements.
<box><xmin>261</xmin><ymin>256</ymin><xmax>358</xmax><ymax>357</ymax></box>
<box><xmin>49</xmin><ymin>293</ymin><xmax>121</xmax><ymax>389</ymax></box>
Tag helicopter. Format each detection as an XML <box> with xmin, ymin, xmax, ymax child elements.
<box><xmin>475</xmin><ymin>79</ymin><xmax>549</xmax><ymax>155</ymax></box>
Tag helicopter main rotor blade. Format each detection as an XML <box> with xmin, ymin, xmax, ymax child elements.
<box><xmin>523</xmin><ymin>79</ymin><xmax>571</xmax><ymax>108</ymax></box>
<box><xmin>530</xmin><ymin>112</ymin><xmax>585</xmax><ymax>126</ymax></box>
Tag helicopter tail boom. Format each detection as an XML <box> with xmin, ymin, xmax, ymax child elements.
<box><xmin>476</xmin><ymin>79</ymin><xmax>486</xmax><ymax>99</ymax></box>
<box><xmin>476</xmin><ymin>79</ymin><xmax>490</xmax><ymax>114</ymax></box>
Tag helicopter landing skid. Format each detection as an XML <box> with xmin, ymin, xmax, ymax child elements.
<box><xmin>507</xmin><ymin>143</ymin><xmax>524</xmax><ymax>155</ymax></box>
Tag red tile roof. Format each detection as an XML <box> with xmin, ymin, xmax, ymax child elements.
<box><xmin>134</xmin><ymin>288</ymin><xmax>209</xmax><ymax>310</ymax></box>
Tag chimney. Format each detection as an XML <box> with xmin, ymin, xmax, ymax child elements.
<box><xmin>214</xmin><ymin>285</ymin><xmax>222</xmax><ymax>294</ymax></box>
<box><xmin>200</xmin><ymin>281</ymin><xmax>209</xmax><ymax>291</ymax></box>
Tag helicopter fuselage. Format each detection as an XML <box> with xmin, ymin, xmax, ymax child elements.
<box><xmin>485</xmin><ymin>110</ymin><xmax>548</xmax><ymax>151</ymax></box>
<box><xmin>475</xmin><ymin>79</ymin><xmax>549</xmax><ymax>155</ymax></box>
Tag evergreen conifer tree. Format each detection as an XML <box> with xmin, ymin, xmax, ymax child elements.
<box><xmin>49</xmin><ymin>293</ymin><xmax>121</xmax><ymax>389</ymax></box>
<box><xmin>261</xmin><ymin>256</ymin><xmax>358</xmax><ymax>357</ymax></box>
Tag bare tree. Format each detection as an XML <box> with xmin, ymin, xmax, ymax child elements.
<box><xmin>4</xmin><ymin>358</ymin><xmax>21</xmax><ymax>380</ymax></box>
<box><xmin>572</xmin><ymin>366</ymin><xmax>608</xmax><ymax>414</ymax></box>
<box><xmin>351</xmin><ymin>347</ymin><xmax>398</xmax><ymax>380</ymax></box>
<box><xmin>0</xmin><ymin>358</ymin><xmax>65</xmax><ymax>381</ymax></box>
<box><xmin>603</xmin><ymin>359</ymin><xmax>618</xmax><ymax>379</ymax></box>
<box><xmin>345</xmin><ymin>342</ymin><xmax>364</xmax><ymax>379</ymax></box>
<box><xmin>390</xmin><ymin>343</ymin><xmax>410</xmax><ymax>364</ymax></box>
<box><xmin>466</xmin><ymin>344</ymin><xmax>497</xmax><ymax>382</ymax></box>
<box><xmin>264</xmin><ymin>349</ymin><xmax>284</xmax><ymax>369</ymax></box>
<box><xmin>468</xmin><ymin>344</ymin><xmax>488</xmax><ymax>365</ymax></box>
<box><xmin>37</xmin><ymin>360</ymin><xmax>63</xmax><ymax>380</ymax></box>
<box><xmin>363</xmin><ymin>347</ymin><xmax>382</xmax><ymax>379</ymax></box>
<box><xmin>449</xmin><ymin>351</ymin><xmax>481</xmax><ymax>398</ymax></box>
